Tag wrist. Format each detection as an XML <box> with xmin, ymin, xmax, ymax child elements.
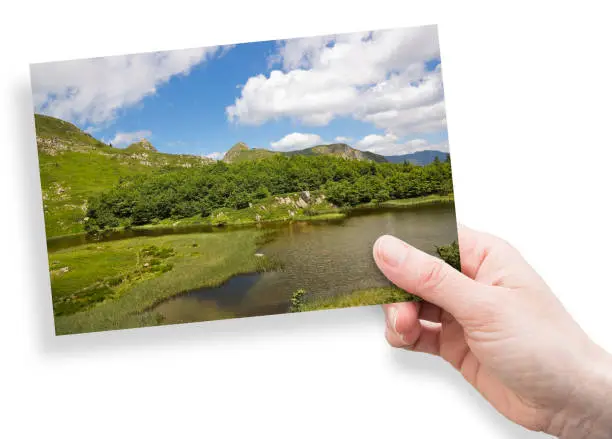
<box><xmin>547</xmin><ymin>346</ymin><xmax>612</xmax><ymax>438</ymax></box>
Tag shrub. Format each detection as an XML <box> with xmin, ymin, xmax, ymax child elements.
<box><xmin>289</xmin><ymin>288</ymin><xmax>307</xmax><ymax>312</ymax></box>
<box><xmin>436</xmin><ymin>241</ymin><xmax>460</xmax><ymax>271</ymax></box>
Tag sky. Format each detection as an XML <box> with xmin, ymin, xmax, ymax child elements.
<box><xmin>30</xmin><ymin>25</ymin><xmax>449</xmax><ymax>159</ymax></box>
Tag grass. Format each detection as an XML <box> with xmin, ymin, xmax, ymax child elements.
<box><xmin>355</xmin><ymin>194</ymin><xmax>454</xmax><ymax>210</ymax></box>
<box><xmin>298</xmin><ymin>287</ymin><xmax>420</xmax><ymax>312</ymax></box>
<box><xmin>35</xmin><ymin>114</ymin><xmax>212</xmax><ymax>238</ymax></box>
<box><xmin>52</xmin><ymin>229</ymin><xmax>277</xmax><ymax>335</ymax></box>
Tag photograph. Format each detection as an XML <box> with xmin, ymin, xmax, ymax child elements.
<box><xmin>31</xmin><ymin>23</ymin><xmax>459</xmax><ymax>335</ymax></box>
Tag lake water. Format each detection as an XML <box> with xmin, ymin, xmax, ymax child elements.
<box><xmin>152</xmin><ymin>204</ymin><xmax>458</xmax><ymax>324</ymax></box>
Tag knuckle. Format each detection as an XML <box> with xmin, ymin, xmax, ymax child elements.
<box><xmin>418</xmin><ymin>258</ymin><xmax>448</xmax><ymax>292</ymax></box>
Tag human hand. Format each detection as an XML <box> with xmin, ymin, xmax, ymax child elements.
<box><xmin>373</xmin><ymin>226</ymin><xmax>612</xmax><ymax>438</ymax></box>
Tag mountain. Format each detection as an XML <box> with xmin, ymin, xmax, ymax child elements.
<box><xmin>222</xmin><ymin>142</ymin><xmax>387</xmax><ymax>163</ymax></box>
<box><xmin>286</xmin><ymin>143</ymin><xmax>387</xmax><ymax>162</ymax></box>
<box><xmin>384</xmin><ymin>150</ymin><xmax>449</xmax><ymax>165</ymax></box>
<box><xmin>223</xmin><ymin>142</ymin><xmax>278</xmax><ymax>163</ymax></box>
<box><xmin>125</xmin><ymin>138</ymin><xmax>158</xmax><ymax>153</ymax></box>
<box><xmin>35</xmin><ymin>114</ymin><xmax>212</xmax><ymax>237</ymax></box>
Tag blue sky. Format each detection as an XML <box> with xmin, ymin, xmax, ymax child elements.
<box><xmin>31</xmin><ymin>25</ymin><xmax>449</xmax><ymax>158</ymax></box>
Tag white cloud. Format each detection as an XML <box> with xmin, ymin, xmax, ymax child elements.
<box><xmin>226</xmin><ymin>26</ymin><xmax>445</xmax><ymax>136</ymax></box>
<box><xmin>270</xmin><ymin>132</ymin><xmax>323</xmax><ymax>151</ymax></box>
<box><xmin>355</xmin><ymin>133</ymin><xmax>448</xmax><ymax>156</ymax></box>
<box><xmin>107</xmin><ymin>130</ymin><xmax>152</xmax><ymax>147</ymax></box>
<box><xmin>205</xmin><ymin>151</ymin><xmax>225</xmax><ymax>161</ymax></box>
<box><xmin>334</xmin><ymin>136</ymin><xmax>352</xmax><ymax>143</ymax></box>
<box><xmin>31</xmin><ymin>45</ymin><xmax>227</xmax><ymax>125</ymax></box>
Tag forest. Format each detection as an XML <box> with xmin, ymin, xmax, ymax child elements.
<box><xmin>85</xmin><ymin>154</ymin><xmax>453</xmax><ymax>232</ymax></box>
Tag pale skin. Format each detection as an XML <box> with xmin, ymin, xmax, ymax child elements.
<box><xmin>373</xmin><ymin>226</ymin><xmax>612</xmax><ymax>438</ymax></box>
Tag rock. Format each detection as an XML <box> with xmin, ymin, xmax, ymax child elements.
<box><xmin>289</xmin><ymin>210</ymin><xmax>295</xmax><ymax>217</ymax></box>
<box><xmin>259</xmin><ymin>205</ymin><xmax>267</xmax><ymax>211</ymax></box>
<box><xmin>59</xmin><ymin>266</ymin><xmax>70</xmax><ymax>274</ymax></box>
<box><xmin>296</xmin><ymin>198</ymin><xmax>308</xmax><ymax>209</ymax></box>
<box><xmin>143</xmin><ymin>263</ymin><xmax>150</xmax><ymax>267</ymax></box>
<box><xmin>254</xmin><ymin>253</ymin><xmax>264</xmax><ymax>257</ymax></box>
<box><xmin>300</xmin><ymin>190</ymin><xmax>311</xmax><ymax>202</ymax></box>
<box><xmin>255</xmin><ymin>214</ymin><xmax>262</xmax><ymax>222</ymax></box>
<box><xmin>249</xmin><ymin>202</ymin><xmax>253</xmax><ymax>208</ymax></box>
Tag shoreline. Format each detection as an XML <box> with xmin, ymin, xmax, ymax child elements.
<box><xmin>47</xmin><ymin>194</ymin><xmax>454</xmax><ymax>247</ymax></box>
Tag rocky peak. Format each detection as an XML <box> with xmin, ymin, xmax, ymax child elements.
<box><xmin>136</xmin><ymin>138</ymin><xmax>157</xmax><ymax>151</ymax></box>
<box><xmin>126</xmin><ymin>138</ymin><xmax>157</xmax><ymax>152</ymax></box>
<box><xmin>222</xmin><ymin>142</ymin><xmax>249</xmax><ymax>163</ymax></box>
<box><xmin>228</xmin><ymin>142</ymin><xmax>249</xmax><ymax>152</ymax></box>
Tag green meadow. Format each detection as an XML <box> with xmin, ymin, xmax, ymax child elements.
<box><xmin>51</xmin><ymin>230</ymin><xmax>277</xmax><ymax>334</ymax></box>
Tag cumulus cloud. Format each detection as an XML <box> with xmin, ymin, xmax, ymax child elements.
<box><xmin>270</xmin><ymin>132</ymin><xmax>323</xmax><ymax>151</ymax></box>
<box><xmin>355</xmin><ymin>133</ymin><xmax>448</xmax><ymax>156</ymax></box>
<box><xmin>31</xmin><ymin>45</ymin><xmax>226</xmax><ymax>125</ymax></box>
<box><xmin>226</xmin><ymin>26</ymin><xmax>445</xmax><ymax>136</ymax></box>
<box><xmin>107</xmin><ymin>130</ymin><xmax>152</xmax><ymax>147</ymax></box>
<box><xmin>205</xmin><ymin>151</ymin><xmax>225</xmax><ymax>161</ymax></box>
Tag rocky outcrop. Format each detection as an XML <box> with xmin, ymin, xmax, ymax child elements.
<box><xmin>222</xmin><ymin>142</ymin><xmax>250</xmax><ymax>163</ymax></box>
<box><xmin>125</xmin><ymin>138</ymin><xmax>158</xmax><ymax>152</ymax></box>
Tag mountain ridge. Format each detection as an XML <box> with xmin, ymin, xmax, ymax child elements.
<box><xmin>222</xmin><ymin>142</ymin><xmax>387</xmax><ymax>163</ymax></box>
<box><xmin>384</xmin><ymin>150</ymin><xmax>449</xmax><ymax>166</ymax></box>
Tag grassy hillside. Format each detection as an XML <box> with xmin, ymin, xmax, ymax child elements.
<box><xmin>286</xmin><ymin>143</ymin><xmax>387</xmax><ymax>162</ymax></box>
<box><xmin>35</xmin><ymin>114</ymin><xmax>212</xmax><ymax>237</ymax></box>
<box><xmin>222</xmin><ymin>142</ymin><xmax>387</xmax><ymax>163</ymax></box>
<box><xmin>223</xmin><ymin>142</ymin><xmax>279</xmax><ymax>163</ymax></box>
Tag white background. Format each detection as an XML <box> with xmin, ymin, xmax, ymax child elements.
<box><xmin>2</xmin><ymin>1</ymin><xmax>611</xmax><ymax>437</ymax></box>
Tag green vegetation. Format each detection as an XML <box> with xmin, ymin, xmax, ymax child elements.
<box><xmin>85</xmin><ymin>154</ymin><xmax>453</xmax><ymax>233</ymax></box>
<box><xmin>38</xmin><ymin>113</ymin><xmax>458</xmax><ymax>334</ymax></box>
<box><xmin>35</xmin><ymin>114</ymin><xmax>212</xmax><ymax>237</ymax></box>
<box><xmin>285</xmin><ymin>143</ymin><xmax>387</xmax><ymax>162</ymax></box>
<box><xmin>34</xmin><ymin>114</ymin><xmax>107</xmax><ymax>147</ymax></box>
<box><xmin>354</xmin><ymin>194</ymin><xmax>454</xmax><ymax>210</ymax></box>
<box><xmin>223</xmin><ymin>142</ymin><xmax>278</xmax><ymax>163</ymax></box>
<box><xmin>223</xmin><ymin>141</ymin><xmax>386</xmax><ymax>164</ymax></box>
<box><xmin>435</xmin><ymin>241</ymin><xmax>460</xmax><ymax>271</ymax></box>
<box><xmin>299</xmin><ymin>287</ymin><xmax>419</xmax><ymax>311</ymax></box>
<box><xmin>52</xmin><ymin>229</ymin><xmax>277</xmax><ymax>335</ymax></box>
<box><xmin>289</xmin><ymin>289</ymin><xmax>307</xmax><ymax>312</ymax></box>
<box><xmin>36</xmin><ymin>114</ymin><xmax>452</xmax><ymax>238</ymax></box>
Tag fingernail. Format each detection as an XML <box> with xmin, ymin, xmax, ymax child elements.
<box><xmin>376</xmin><ymin>235</ymin><xmax>407</xmax><ymax>268</ymax></box>
<box><xmin>387</xmin><ymin>306</ymin><xmax>398</xmax><ymax>332</ymax></box>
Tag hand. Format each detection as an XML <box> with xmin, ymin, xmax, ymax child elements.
<box><xmin>373</xmin><ymin>226</ymin><xmax>612</xmax><ymax>438</ymax></box>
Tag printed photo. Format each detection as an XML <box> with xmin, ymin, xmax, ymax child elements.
<box><xmin>31</xmin><ymin>24</ymin><xmax>459</xmax><ymax>335</ymax></box>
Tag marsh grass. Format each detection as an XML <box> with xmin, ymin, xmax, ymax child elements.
<box><xmin>299</xmin><ymin>287</ymin><xmax>420</xmax><ymax>312</ymax></box>
<box><xmin>52</xmin><ymin>229</ymin><xmax>275</xmax><ymax>335</ymax></box>
<box><xmin>354</xmin><ymin>194</ymin><xmax>454</xmax><ymax>210</ymax></box>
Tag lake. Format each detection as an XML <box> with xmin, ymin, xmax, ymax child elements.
<box><xmin>152</xmin><ymin>204</ymin><xmax>458</xmax><ymax>324</ymax></box>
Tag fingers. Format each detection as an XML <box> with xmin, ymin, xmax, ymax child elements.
<box><xmin>374</xmin><ymin>234</ymin><xmax>495</xmax><ymax>323</ymax></box>
<box><xmin>383</xmin><ymin>302</ymin><xmax>441</xmax><ymax>355</ymax></box>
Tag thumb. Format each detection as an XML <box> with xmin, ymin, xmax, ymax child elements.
<box><xmin>373</xmin><ymin>235</ymin><xmax>494</xmax><ymax>322</ymax></box>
